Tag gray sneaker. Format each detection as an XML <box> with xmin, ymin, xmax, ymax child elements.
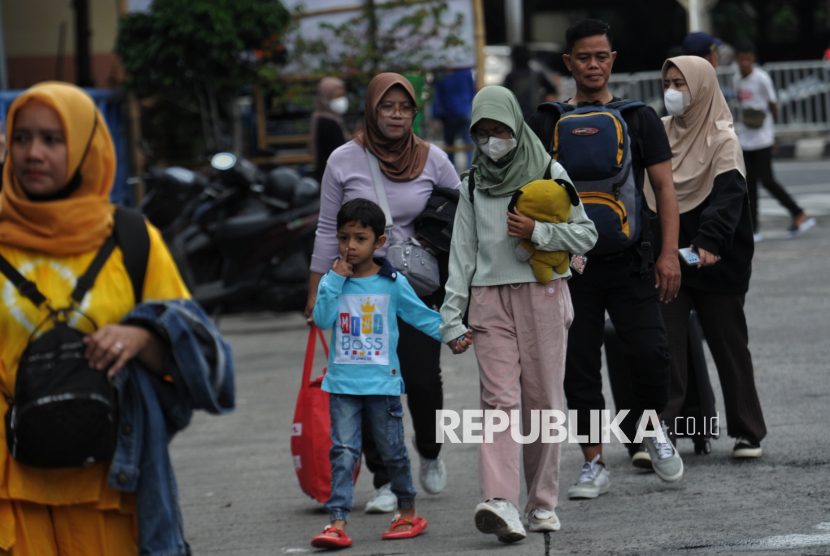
<box><xmin>567</xmin><ymin>455</ymin><xmax>610</xmax><ymax>499</ymax></box>
<box><xmin>526</xmin><ymin>509</ymin><xmax>561</xmax><ymax>532</ymax></box>
<box><xmin>474</xmin><ymin>499</ymin><xmax>526</xmax><ymax>543</ymax></box>
<box><xmin>641</xmin><ymin>421</ymin><xmax>684</xmax><ymax>482</ymax></box>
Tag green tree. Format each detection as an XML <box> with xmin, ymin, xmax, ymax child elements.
<box><xmin>286</xmin><ymin>0</ymin><xmax>467</xmax><ymax>92</ymax></box>
<box><xmin>116</xmin><ymin>0</ymin><xmax>291</xmax><ymax>157</ymax></box>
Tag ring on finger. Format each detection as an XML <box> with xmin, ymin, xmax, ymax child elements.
<box><xmin>114</xmin><ymin>341</ymin><xmax>124</xmax><ymax>351</ymax></box>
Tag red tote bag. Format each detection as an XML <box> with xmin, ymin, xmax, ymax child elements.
<box><xmin>291</xmin><ymin>324</ymin><xmax>359</xmax><ymax>503</ymax></box>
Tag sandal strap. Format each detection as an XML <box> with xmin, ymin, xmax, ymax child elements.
<box><xmin>322</xmin><ymin>526</ymin><xmax>344</xmax><ymax>536</ymax></box>
<box><xmin>390</xmin><ymin>517</ymin><xmax>414</xmax><ymax>528</ymax></box>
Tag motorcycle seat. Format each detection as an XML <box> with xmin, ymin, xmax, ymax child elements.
<box><xmin>215</xmin><ymin>201</ymin><xmax>320</xmax><ymax>241</ymax></box>
<box><xmin>218</xmin><ymin>213</ymin><xmax>279</xmax><ymax>240</ymax></box>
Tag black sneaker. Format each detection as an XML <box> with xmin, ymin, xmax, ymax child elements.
<box><xmin>732</xmin><ymin>437</ymin><xmax>762</xmax><ymax>458</ymax></box>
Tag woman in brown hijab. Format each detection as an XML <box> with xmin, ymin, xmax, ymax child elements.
<box><xmin>305</xmin><ymin>73</ymin><xmax>461</xmax><ymax>515</ymax></box>
<box><xmin>645</xmin><ymin>56</ymin><xmax>766</xmax><ymax>460</ymax></box>
<box><xmin>309</xmin><ymin>77</ymin><xmax>350</xmax><ymax>183</ymax></box>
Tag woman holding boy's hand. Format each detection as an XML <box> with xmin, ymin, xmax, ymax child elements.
<box><xmin>439</xmin><ymin>86</ymin><xmax>597</xmax><ymax>543</ymax></box>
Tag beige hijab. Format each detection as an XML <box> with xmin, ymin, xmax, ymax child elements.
<box><xmin>644</xmin><ymin>56</ymin><xmax>745</xmax><ymax>214</ymax></box>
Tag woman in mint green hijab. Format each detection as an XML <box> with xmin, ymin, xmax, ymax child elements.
<box><xmin>439</xmin><ymin>86</ymin><xmax>597</xmax><ymax>543</ymax></box>
<box><xmin>466</xmin><ymin>85</ymin><xmax>552</xmax><ymax>197</ymax></box>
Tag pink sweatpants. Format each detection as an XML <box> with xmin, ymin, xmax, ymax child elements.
<box><xmin>468</xmin><ymin>280</ymin><xmax>573</xmax><ymax>512</ymax></box>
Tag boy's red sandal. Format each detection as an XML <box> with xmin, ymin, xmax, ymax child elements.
<box><xmin>381</xmin><ymin>517</ymin><xmax>428</xmax><ymax>540</ymax></box>
<box><xmin>311</xmin><ymin>526</ymin><xmax>353</xmax><ymax>548</ymax></box>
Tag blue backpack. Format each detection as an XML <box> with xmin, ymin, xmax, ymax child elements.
<box><xmin>530</xmin><ymin>100</ymin><xmax>646</xmax><ymax>256</ymax></box>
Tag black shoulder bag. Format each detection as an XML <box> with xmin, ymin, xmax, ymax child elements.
<box><xmin>2</xmin><ymin>207</ymin><xmax>149</xmax><ymax>468</ymax></box>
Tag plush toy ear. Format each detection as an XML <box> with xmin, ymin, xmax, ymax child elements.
<box><xmin>507</xmin><ymin>189</ymin><xmax>523</xmax><ymax>214</ymax></box>
<box><xmin>556</xmin><ymin>179</ymin><xmax>580</xmax><ymax>206</ymax></box>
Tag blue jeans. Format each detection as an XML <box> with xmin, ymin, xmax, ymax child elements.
<box><xmin>442</xmin><ymin>115</ymin><xmax>473</xmax><ymax>168</ymax></box>
<box><xmin>326</xmin><ymin>394</ymin><xmax>417</xmax><ymax>522</ymax></box>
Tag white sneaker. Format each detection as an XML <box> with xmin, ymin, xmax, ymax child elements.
<box><xmin>641</xmin><ymin>421</ymin><xmax>684</xmax><ymax>482</ymax></box>
<box><xmin>567</xmin><ymin>455</ymin><xmax>610</xmax><ymax>499</ymax></box>
<box><xmin>419</xmin><ymin>455</ymin><xmax>447</xmax><ymax>494</ymax></box>
<box><xmin>474</xmin><ymin>499</ymin><xmax>526</xmax><ymax>543</ymax></box>
<box><xmin>365</xmin><ymin>483</ymin><xmax>396</xmax><ymax>513</ymax></box>
<box><xmin>784</xmin><ymin>216</ymin><xmax>816</xmax><ymax>239</ymax></box>
<box><xmin>526</xmin><ymin>509</ymin><xmax>561</xmax><ymax>532</ymax></box>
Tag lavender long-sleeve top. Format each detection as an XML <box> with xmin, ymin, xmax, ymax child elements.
<box><xmin>310</xmin><ymin>140</ymin><xmax>462</xmax><ymax>274</ymax></box>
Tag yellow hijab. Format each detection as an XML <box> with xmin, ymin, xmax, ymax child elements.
<box><xmin>644</xmin><ymin>56</ymin><xmax>745</xmax><ymax>214</ymax></box>
<box><xmin>0</xmin><ymin>82</ymin><xmax>116</xmax><ymax>255</ymax></box>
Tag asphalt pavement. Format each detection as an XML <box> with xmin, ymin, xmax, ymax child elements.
<box><xmin>169</xmin><ymin>159</ymin><xmax>830</xmax><ymax>556</ymax></box>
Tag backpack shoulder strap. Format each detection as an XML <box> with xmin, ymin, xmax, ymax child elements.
<box><xmin>71</xmin><ymin>235</ymin><xmax>117</xmax><ymax>304</ymax></box>
<box><xmin>113</xmin><ymin>207</ymin><xmax>150</xmax><ymax>305</ymax></box>
<box><xmin>536</xmin><ymin>101</ymin><xmax>574</xmax><ymax>115</ymax></box>
<box><xmin>468</xmin><ymin>171</ymin><xmax>476</xmax><ymax>204</ymax></box>
<box><xmin>0</xmin><ymin>255</ymin><xmax>47</xmax><ymax>307</ymax></box>
<box><xmin>606</xmin><ymin>99</ymin><xmax>645</xmax><ymax>112</ymax></box>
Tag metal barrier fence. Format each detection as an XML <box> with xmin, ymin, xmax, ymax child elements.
<box><xmin>561</xmin><ymin>60</ymin><xmax>830</xmax><ymax>134</ymax></box>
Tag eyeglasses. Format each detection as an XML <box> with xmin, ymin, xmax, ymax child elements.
<box><xmin>377</xmin><ymin>102</ymin><xmax>417</xmax><ymax>118</ymax></box>
<box><xmin>470</xmin><ymin>126</ymin><xmax>512</xmax><ymax>145</ymax></box>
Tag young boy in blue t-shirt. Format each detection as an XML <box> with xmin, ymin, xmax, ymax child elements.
<box><xmin>311</xmin><ymin>198</ymin><xmax>471</xmax><ymax>549</ymax></box>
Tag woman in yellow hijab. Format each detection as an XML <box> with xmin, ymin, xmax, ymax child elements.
<box><xmin>0</xmin><ymin>83</ymin><xmax>189</xmax><ymax>555</ymax></box>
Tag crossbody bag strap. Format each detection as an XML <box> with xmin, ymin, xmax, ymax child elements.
<box><xmin>0</xmin><ymin>254</ymin><xmax>47</xmax><ymax>307</ymax></box>
<box><xmin>365</xmin><ymin>148</ymin><xmax>394</xmax><ymax>234</ymax></box>
<box><xmin>71</xmin><ymin>235</ymin><xmax>117</xmax><ymax>304</ymax></box>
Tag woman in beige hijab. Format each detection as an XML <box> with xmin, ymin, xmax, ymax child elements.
<box><xmin>645</xmin><ymin>56</ymin><xmax>766</xmax><ymax>460</ymax></box>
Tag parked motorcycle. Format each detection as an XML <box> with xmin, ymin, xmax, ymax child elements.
<box><xmin>138</xmin><ymin>166</ymin><xmax>209</xmax><ymax>233</ymax></box>
<box><xmin>151</xmin><ymin>153</ymin><xmax>320</xmax><ymax>313</ymax></box>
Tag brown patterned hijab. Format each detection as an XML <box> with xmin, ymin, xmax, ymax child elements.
<box><xmin>354</xmin><ymin>73</ymin><xmax>430</xmax><ymax>182</ymax></box>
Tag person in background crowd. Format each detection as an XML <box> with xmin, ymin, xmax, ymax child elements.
<box><xmin>503</xmin><ymin>45</ymin><xmax>557</xmax><ymax>120</ymax></box>
<box><xmin>309</xmin><ymin>77</ymin><xmax>350</xmax><ymax>183</ymax></box>
<box><xmin>646</xmin><ymin>55</ymin><xmax>767</xmax><ymax>459</ymax></box>
<box><xmin>440</xmin><ymin>85</ymin><xmax>597</xmax><ymax>543</ymax></box>
<box><xmin>0</xmin><ymin>82</ymin><xmax>234</xmax><ymax>556</ymax></box>
<box><xmin>540</xmin><ymin>19</ymin><xmax>683</xmax><ymax>500</ymax></box>
<box><xmin>682</xmin><ymin>31</ymin><xmax>721</xmax><ymax>68</ymax></box>
<box><xmin>432</xmin><ymin>68</ymin><xmax>476</xmax><ymax>169</ymax></box>
<box><xmin>734</xmin><ymin>40</ymin><xmax>815</xmax><ymax>240</ymax></box>
<box><xmin>305</xmin><ymin>73</ymin><xmax>461</xmax><ymax>514</ymax></box>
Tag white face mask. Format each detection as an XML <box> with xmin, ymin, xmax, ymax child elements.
<box><xmin>664</xmin><ymin>88</ymin><xmax>692</xmax><ymax>117</ymax></box>
<box><xmin>479</xmin><ymin>136</ymin><xmax>517</xmax><ymax>162</ymax></box>
<box><xmin>329</xmin><ymin>96</ymin><xmax>349</xmax><ymax>115</ymax></box>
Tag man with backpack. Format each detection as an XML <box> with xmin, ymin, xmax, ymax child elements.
<box><xmin>528</xmin><ymin>19</ymin><xmax>683</xmax><ymax>498</ymax></box>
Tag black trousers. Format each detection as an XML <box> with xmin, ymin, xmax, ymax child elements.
<box><xmin>744</xmin><ymin>146</ymin><xmax>802</xmax><ymax>232</ymax></box>
<box><xmin>362</xmin><ymin>291</ymin><xmax>444</xmax><ymax>489</ymax></box>
<box><xmin>564</xmin><ymin>251</ymin><xmax>671</xmax><ymax>447</ymax></box>
<box><xmin>659</xmin><ymin>286</ymin><xmax>767</xmax><ymax>445</ymax></box>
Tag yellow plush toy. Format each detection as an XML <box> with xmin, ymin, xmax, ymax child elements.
<box><xmin>509</xmin><ymin>178</ymin><xmax>580</xmax><ymax>283</ymax></box>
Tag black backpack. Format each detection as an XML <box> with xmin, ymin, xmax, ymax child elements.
<box><xmin>413</xmin><ymin>187</ymin><xmax>460</xmax><ymax>254</ymax></box>
<box><xmin>2</xmin><ymin>208</ymin><xmax>149</xmax><ymax>468</ymax></box>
